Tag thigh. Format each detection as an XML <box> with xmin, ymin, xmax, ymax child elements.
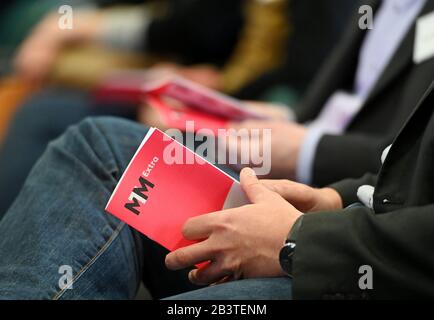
<box><xmin>0</xmin><ymin>117</ymin><xmax>147</xmax><ymax>299</ymax></box>
<box><xmin>165</xmin><ymin>278</ymin><xmax>293</xmax><ymax>300</ymax></box>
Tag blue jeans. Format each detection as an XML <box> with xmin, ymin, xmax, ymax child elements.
<box><xmin>0</xmin><ymin>87</ymin><xmax>136</xmax><ymax>217</ymax></box>
<box><xmin>0</xmin><ymin>117</ymin><xmax>292</xmax><ymax>299</ymax></box>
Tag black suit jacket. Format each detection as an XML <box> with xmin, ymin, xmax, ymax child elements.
<box><xmin>145</xmin><ymin>0</ymin><xmax>243</xmax><ymax>67</ymax></box>
<box><xmin>96</xmin><ymin>0</ymin><xmax>243</xmax><ymax>66</ymax></box>
<box><xmin>296</xmin><ymin>0</ymin><xmax>434</xmax><ymax>187</ymax></box>
<box><xmin>293</xmin><ymin>82</ymin><xmax>434</xmax><ymax>299</ymax></box>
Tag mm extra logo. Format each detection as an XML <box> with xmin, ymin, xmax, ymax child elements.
<box><xmin>124</xmin><ymin>176</ymin><xmax>155</xmax><ymax>215</ymax></box>
<box><xmin>124</xmin><ymin>157</ymin><xmax>159</xmax><ymax>215</ymax></box>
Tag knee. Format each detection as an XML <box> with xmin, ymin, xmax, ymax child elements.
<box><xmin>48</xmin><ymin>116</ymin><xmax>149</xmax><ymax>177</ymax></box>
<box><xmin>70</xmin><ymin>116</ymin><xmax>148</xmax><ymax>152</ymax></box>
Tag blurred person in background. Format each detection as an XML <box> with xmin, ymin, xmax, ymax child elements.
<box><xmin>11</xmin><ymin>0</ymin><xmax>243</xmax><ymax>84</ymax></box>
<box><xmin>0</xmin><ymin>0</ymin><xmax>356</xmax><ymax>217</ymax></box>
<box><xmin>0</xmin><ymin>0</ymin><xmax>89</xmax><ymax>76</ymax></box>
<box><xmin>0</xmin><ymin>0</ymin><xmax>245</xmax><ymax>217</ymax></box>
<box><xmin>235</xmin><ymin>0</ymin><xmax>358</xmax><ymax>104</ymax></box>
<box><xmin>223</xmin><ymin>0</ymin><xmax>434</xmax><ymax>188</ymax></box>
<box><xmin>140</xmin><ymin>0</ymin><xmax>434</xmax><ymax>189</ymax></box>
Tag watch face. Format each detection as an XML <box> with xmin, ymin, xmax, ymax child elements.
<box><xmin>279</xmin><ymin>242</ymin><xmax>295</xmax><ymax>276</ymax></box>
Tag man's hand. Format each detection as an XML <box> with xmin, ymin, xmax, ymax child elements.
<box><xmin>261</xmin><ymin>179</ymin><xmax>343</xmax><ymax>212</ymax></box>
<box><xmin>165</xmin><ymin>168</ymin><xmax>303</xmax><ymax>285</ymax></box>
<box><xmin>228</xmin><ymin>121</ymin><xmax>307</xmax><ymax>179</ymax></box>
<box><xmin>14</xmin><ymin>10</ymin><xmax>102</xmax><ymax>82</ymax></box>
<box><xmin>243</xmin><ymin>101</ymin><xmax>293</xmax><ymax>121</ymax></box>
<box><xmin>148</xmin><ymin>63</ymin><xmax>223</xmax><ymax>90</ymax></box>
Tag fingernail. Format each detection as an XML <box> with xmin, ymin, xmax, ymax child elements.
<box><xmin>165</xmin><ymin>254</ymin><xmax>175</xmax><ymax>270</ymax></box>
<box><xmin>188</xmin><ymin>270</ymin><xmax>196</xmax><ymax>282</ymax></box>
<box><xmin>243</xmin><ymin>167</ymin><xmax>256</xmax><ymax>177</ymax></box>
<box><xmin>189</xmin><ymin>270</ymin><xmax>202</xmax><ymax>285</ymax></box>
<box><xmin>164</xmin><ymin>257</ymin><xmax>171</xmax><ymax>269</ymax></box>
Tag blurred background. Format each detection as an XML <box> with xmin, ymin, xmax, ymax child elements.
<box><xmin>0</xmin><ymin>0</ymin><xmax>358</xmax><ymax>141</ymax></box>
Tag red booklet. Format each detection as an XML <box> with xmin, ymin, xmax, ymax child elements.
<box><xmin>105</xmin><ymin>127</ymin><xmax>249</xmax><ymax>252</ymax></box>
<box><xmin>93</xmin><ymin>70</ymin><xmax>153</xmax><ymax>105</ymax></box>
<box><xmin>146</xmin><ymin>95</ymin><xmax>228</xmax><ymax>135</ymax></box>
<box><xmin>143</xmin><ymin>76</ymin><xmax>265</xmax><ymax>121</ymax></box>
<box><xmin>94</xmin><ymin>72</ymin><xmax>266</xmax><ymax>133</ymax></box>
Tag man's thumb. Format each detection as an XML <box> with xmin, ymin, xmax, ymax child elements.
<box><xmin>240</xmin><ymin>168</ymin><xmax>275</xmax><ymax>204</ymax></box>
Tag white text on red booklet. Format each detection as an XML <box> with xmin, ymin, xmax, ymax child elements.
<box><xmin>105</xmin><ymin>127</ymin><xmax>249</xmax><ymax>252</ymax></box>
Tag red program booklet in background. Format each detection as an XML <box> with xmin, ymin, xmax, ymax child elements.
<box><xmin>94</xmin><ymin>71</ymin><xmax>266</xmax><ymax>121</ymax></box>
<box><xmin>146</xmin><ymin>95</ymin><xmax>228</xmax><ymax>134</ymax></box>
<box><xmin>93</xmin><ymin>70</ymin><xmax>150</xmax><ymax>104</ymax></box>
<box><xmin>144</xmin><ymin>76</ymin><xmax>265</xmax><ymax>121</ymax></box>
<box><xmin>105</xmin><ymin>127</ymin><xmax>249</xmax><ymax>252</ymax></box>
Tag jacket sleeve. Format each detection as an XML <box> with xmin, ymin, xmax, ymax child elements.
<box><xmin>311</xmin><ymin>133</ymin><xmax>387</xmax><ymax>187</ymax></box>
<box><xmin>328</xmin><ymin>173</ymin><xmax>378</xmax><ymax>208</ymax></box>
<box><xmin>293</xmin><ymin>204</ymin><xmax>434</xmax><ymax>299</ymax></box>
<box><xmin>145</xmin><ymin>0</ymin><xmax>243</xmax><ymax>66</ymax></box>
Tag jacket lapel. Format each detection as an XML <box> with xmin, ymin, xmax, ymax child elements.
<box><xmin>364</xmin><ymin>1</ymin><xmax>434</xmax><ymax>105</ymax></box>
<box><xmin>378</xmin><ymin>81</ymin><xmax>434</xmax><ymax>169</ymax></box>
<box><xmin>297</xmin><ymin>0</ymin><xmax>380</xmax><ymax>121</ymax></box>
<box><xmin>391</xmin><ymin>80</ymin><xmax>434</xmax><ymax>142</ymax></box>
<box><xmin>374</xmin><ymin>82</ymin><xmax>434</xmax><ymax>212</ymax></box>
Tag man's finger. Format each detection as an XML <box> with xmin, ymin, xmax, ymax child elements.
<box><xmin>240</xmin><ymin>167</ymin><xmax>276</xmax><ymax>203</ymax></box>
<box><xmin>228</xmin><ymin>120</ymin><xmax>270</xmax><ymax>131</ymax></box>
<box><xmin>261</xmin><ymin>179</ymin><xmax>307</xmax><ymax>200</ymax></box>
<box><xmin>165</xmin><ymin>240</ymin><xmax>213</xmax><ymax>271</ymax></box>
<box><xmin>188</xmin><ymin>262</ymin><xmax>232</xmax><ymax>286</ymax></box>
<box><xmin>165</xmin><ymin>242</ymin><xmax>211</xmax><ymax>271</ymax></box>
<box><xmin>261</xmin><ymin>179</ymin><xmax>296</xmax><ymax>191</ymax></box>
<box><xmin>182</xmin><ymin>212</ymin><xmax>219</xmax><ymax>241</ymax></box>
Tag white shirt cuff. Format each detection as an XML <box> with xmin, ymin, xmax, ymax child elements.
<box><xmin>295</xmin><ymin>126</ymin><xmax>326</xmax><ymax>185</ymax></box>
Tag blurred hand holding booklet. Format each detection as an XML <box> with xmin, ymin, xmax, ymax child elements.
<box><xmin>143</xmin><ymin>75</ymin><xmax>265</xmax><ymax>121</ymax></box>
<box><xmin>94</xmin><ymin>71</ymin><xmax>266</xmax><ymax>133</ymax></box>
<box><xmin>105</xmin><ymin>127</ymin><xmax>249</xmax><ymax>252</ymax></box>
<box><xmin>146</xmin><ymin>94</ymin><xmax>228</xmax><ymax>135</ymax></box>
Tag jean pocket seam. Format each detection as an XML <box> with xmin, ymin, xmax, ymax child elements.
<box><xmin>51</xmin><ymin>221</ymin><xmax>126</xmax><ymax>300</ymax></box>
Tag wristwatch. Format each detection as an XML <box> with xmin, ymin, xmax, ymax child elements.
<box><xmin>279</xmin><ymin>215</ymin><xmax>304</xmax><ymax>277</ymax></box>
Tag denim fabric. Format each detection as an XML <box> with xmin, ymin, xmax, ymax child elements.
<box><xmin>0</xmin><ymin>116</ymin><xmax>292</xmax><ymax>299</ymax></box>
<box><xmin>167</xmin><ymin>278</ymin><xmax>292</xmax><ymax>300</ymax></box>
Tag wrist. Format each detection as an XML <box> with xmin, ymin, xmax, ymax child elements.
<box><xmin>74</xmin><ymin>11</ymin><xmax>104</xmax><ymax>42</ymax></box>
<box><xmin>279</xmin><ymin>215</ymin><xmax>304</xmax><ymax>277</ymax></box>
